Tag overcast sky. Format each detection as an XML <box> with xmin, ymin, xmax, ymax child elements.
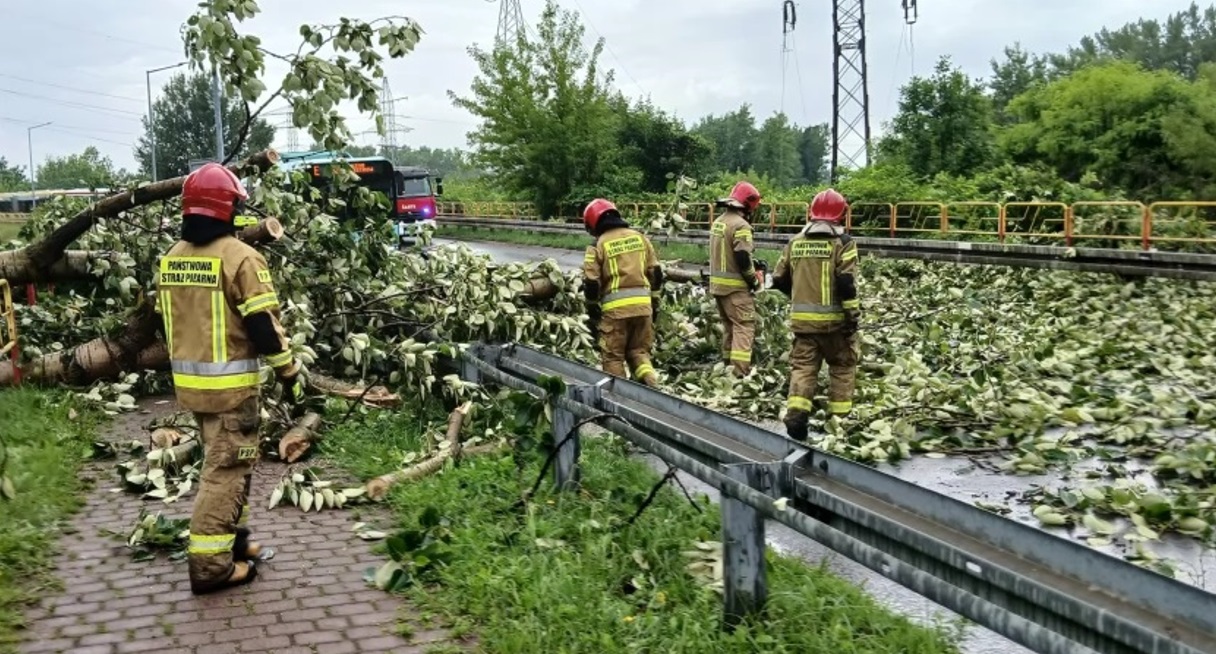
<box><xmin>0</xmin><ymin>0</ymin><xmax>1198</xmax><ymax>176</ymax></box>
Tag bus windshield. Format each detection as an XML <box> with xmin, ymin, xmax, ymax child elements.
<box><xmin>398</xmin><ymin>176</ymin><xmax>432</xmax><ymax>198</ymax></box>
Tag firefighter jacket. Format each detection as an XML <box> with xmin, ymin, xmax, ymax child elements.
<box><xmin>709</xmin><ymin>209</ymin><xmax>756</xmax><ymax>296</ymax></box>
<box><xmin>583</xmin><ymin>226</ymin><xmax>661</xmax><ymax>320</ymax></box>
<box><xmin>771</xmin><ymin>221</ymin><xmax>860</xmax><ymax>334</ymax></box>
<box><xmin>155</xmin><ymin>235</ymin><xmax>294</xmax><ymax>414</ymax></box>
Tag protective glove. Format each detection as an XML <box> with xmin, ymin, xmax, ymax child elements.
<box><xmin>651</xmin><ymin>297</ymin><xmax>659</xmax><ymax>323</ymax></box>
<box><xmin>278</xmin><ymin>365</ymin><xmax>306</xmax><ymax>410</ymax></box>
<box><xmin>749</xmin><ymin>260</ymin><xmax>768</xmax><ymax>292</ymax></box>
<box><xmin>842</xmin><ymin>309</ymin><xmax>861</xmax><ymax>336</ymax></box>
<box><xmin>586</xmin><ymin>317</ymin><xmax>599</xmax><ymax>342</ymax></box>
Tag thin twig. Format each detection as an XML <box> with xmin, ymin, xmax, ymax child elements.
<box><xmin>626</xmin><ymin>466</ymin><xmax>679</xmax><ymax>526</ymax></box>
<box><xmin>336</xmin><ymin>375</ymin><xmax>383</xmax><ymax>426</ymax></box>
<box><xmin>519</xmin><ymin>413</ymin><xmax>614</xmax><ymax>505</ymax></box>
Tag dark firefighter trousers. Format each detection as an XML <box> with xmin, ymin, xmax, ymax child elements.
<box><xmin>784</xmin><ymin>331</ymin><xmax>859</xmax><ymax>433</ymax></box>
<box><xmin>187</xmin><ymin>397</ymin><xmax>260</xmax><ymax>589</ymax></box>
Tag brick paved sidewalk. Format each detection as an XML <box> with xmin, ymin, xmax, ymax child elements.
<box><xmin>17</xmin><ymin>398</ymin><xmax>463</xmax><ymax>654</ymax></box>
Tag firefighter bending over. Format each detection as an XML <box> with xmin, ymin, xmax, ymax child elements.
<box><xmin>709</xmin><ymin>181</ymin><xmax>766</xmax><ymax>376</ymax></box>
<box><xmin>582</xmin><ymin>198</ymin><xmax>663</xmax><ymax>386</ymax></box>
<box><xmin>155</xmin><ymin>163</ymin><xmax>305</xmax><ymax>594</ymax></box>
<box><xmin>770</xmin><ymin>188</ymin><xmax>860</xmax><ymax>442</ymax></box>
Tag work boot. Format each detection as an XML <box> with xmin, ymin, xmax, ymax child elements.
<box><xmin>234</xmin><ymin>528</ymin><xmax>275</xmax><ymax>562</ymax></box>
<box><xmin>190</xmin><ymin>560</ymin><xmax>258</xmax><ymax>595</ymax></box>
<box><xmin>784</xmin><ymin>415</ymin><xmax>810</xmax><ymax>442</ymax></box>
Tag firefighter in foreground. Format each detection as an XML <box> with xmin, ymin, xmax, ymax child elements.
<box><xmin>582</xmin><ymin>198</ymin><xmax>663</xmax><ymax>386</ymax></box>
<box><xmin>709</xmin><ymin>181</ymin><xmax>766</xmax><ymax>376</ymax></box>
<box><xmin>156</xmin><ymin>163</ymin><xmax>305</xmax><ymax>594</ymax></box>
<box><xmin>770</xmin><ymin>188</ymin><xmax>860</xmax><ymax>442</ymax></box>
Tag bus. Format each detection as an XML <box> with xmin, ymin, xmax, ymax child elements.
<box><xmin>277</xmin><ymin>151</ymin><xmax>443</xmax><ymax>247</ymax></box>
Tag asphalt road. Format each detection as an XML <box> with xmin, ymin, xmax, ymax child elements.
<box><xmin>429</xmin><ymin>236</ymin><xmax>1216</xmax><ymax>654</ymax></box>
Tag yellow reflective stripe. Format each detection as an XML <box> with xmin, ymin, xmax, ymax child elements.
<box><xmin>233</xmin><ymin>215</ymin><xmax>258</xmax><ymax>227</ymax></box>
<box><xmin>609</xmin><ymin>256</ymin><xmax>620</xmax><ymax>294</ymax></box>
<box><xmin>792</xmin><ymin>312</ymin><xmax>845</xmax><ymax>321</ymax></box>
<box><xmin>173</xmin><ymin>372</ymin><xmax>261</xmax><ymax>391</ymax></box>
<box><xmin>840</xmin><ymin>246</ymin><xmax>858</xmax><ymax>261</ymax></box>
<box><xmin>821</xmin><ymin>261</ymin><xmax>831</xmax><ymax>305</ymax></box>
<box><xmin>828</xmin><ymin>401</ymin><xmax>853</xmax><ymax>415</ymax></box>
<box><xmin>265</xmin><ymin>350</ymin><xmax>293</xmax><ymax>368</ymax></box>
<box><xmin>583</xmin><ymin>250</ymin><xmax>597</xmax><ymax>263</ymax></box>
<box><xmin>161</xmin><ymin>291</ymin><xmax>173</xmax><ymax>355</ymax></box>
<box><xmin>237</xmin><ymin>505</ymin><xmax>250</xmax><ymax>527</ymax></box>
<box><xmin>238</xmin><ymin>292</ymin><xmax>279</xmax><ymax>317</ymax></box>
<box><xmin>729</xmin><ymin>350</ymin><xmax>751</xmax><ymax>362</ymax></box>
<box><xmin>633</xmin><ymin>363</ymin><xmax>655</xmax><ymax>379</ymax></box>
<box><xmin>736</xmin><ymin>229</ymin><xmax>753</xmax><ymax>242</ymax></box>
<box><xmin>787</xmin><ymin>396</ymin><xmax>812</xmax><ymax>411</ymax></box>
<box><xmin>710</xmin><ymin>273</ymin><xmax>747</xmax><ymax>287</ymax></box>
<box><xmin>187</xmin><ymin>533</ymin><xmax>235</xmax><ymax>555</ymax></box>
<box><xmin>603</xmin><ymin>295</ymin><xmax>652</xmax><ymax>311</ymax></box>
<box><xmin>842</xmin><ymin>299</ymin><xmax>860</xmax><ymax>310</ymax></box>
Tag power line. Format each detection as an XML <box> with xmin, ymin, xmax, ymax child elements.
<box><xmin>0</xmin><ymin>88</ymin><xmax>144</xmax><ymax>121</ymax></box>
<box><xmin>0</xmin><ymin>73</ymin><xmax>144</xmax><ymax>104</ymax></box>
<box><xmin>568</xmin><ymin>0</ymin><xmax>647</xmax><ymax>96</ymax></box>
<box><xmin>44</xmin><ymin>126</ymin><xmax>134</xmax><ymax>148</ymax></box>
<box><xmin>0</xmin><ymin>115</ymin><xmax>139</xmax><ymax>136</ymax></box>
<box><xmin>5</xmin><ymin>7</ymin><xmax>181</xmax><ymax>55</ymax></box>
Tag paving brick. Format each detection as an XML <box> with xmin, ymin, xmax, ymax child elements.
<box><xmin>16</xmin><ymin>398</ymin><xmax>453</xmax><ymax>654</ymax></box>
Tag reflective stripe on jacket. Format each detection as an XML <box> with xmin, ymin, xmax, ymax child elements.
<box><xmin>155</xmin><ymin>235</ymin><xmax>291</xmax><ymax>413</ymax></box>
<box><xmin>772</xmin><ymin>222</ymin><xmax>860</xmax><ymax>333</ymax></box>
<box><xmin>583</xmin><ymin>227</ymin><xmax>659</xmax><ymax>319</ymax></box>
<box><xmin>708</xmin><ymin>210</ymin><xmax>754</xmax><ymax>296</ymax></box>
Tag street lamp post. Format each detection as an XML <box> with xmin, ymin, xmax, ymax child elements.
<box><xmin>27</xmin><ymin>122</ymin><xmax>51</xmax><ymax>209</ymax></box>
<box><xmin>146</xmin><ymin>61</ymin><xmax>188</xmax><ymax>182</ymax></box>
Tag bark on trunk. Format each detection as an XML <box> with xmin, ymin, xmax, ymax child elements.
<box><xmin>24</xmin><ymin>150</ymin><xmax>279</xmax><ymax>271</ymax></box>
<box><xmin>365</xmin><ymin>401</ymin><xmax>471</xmax><ymax>500</ymax></box>
<box><xmin>277</xmin><ymin>412</ymin><xmax>324</xmax><ymax>463</ymax></box>
<box><xmin>237</xmin><ymin>218</ymin><xmax>285</xmax><ymax>247</ymax></box>
<box><xmin>664</xmin><ymin>265</ymin><xmax>706</xmax><ymax>285</ymax></box>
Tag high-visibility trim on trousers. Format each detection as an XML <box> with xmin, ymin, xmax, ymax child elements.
<box><xmin>729</xmin><ymin>350</ymin><xmax>751</xmax><ymax>362</ymax></box>
<box><xmin>188</xmin><ymin>532</ymin><xmax>235</xmax><ymax>555</ymax></box>
<box><xmin>634</xmin><ymin>362</ymin><xmax>655</xmax><ymax>379</ymax></box>
<box><xmin>787</xmin><ymin>395</ymin><xmax>812</xmax><ymax>411</ymax></box>
<box><xmin>828</xmin><ymin>400</ymin><xmax>853</xmax><ymax>414</ymax></box>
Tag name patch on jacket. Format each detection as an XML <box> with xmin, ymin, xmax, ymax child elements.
<box><xmin>159</xmin><ymin>257</ymin><xmax>221</xmax><ymax>287</ymax></box>
<box><xmin>603</xmin><ymin>235</ymin><xmax>645</xmax><ymax>258</ymax></box>
<box><xmin>711</xmin><ymin>222</ymin><xmax>726</xmax><ymax>237</ymax></box>
<box><xmin>791</xmin><ymin>240</ymin><xmax>833</xmax><ymax>259</ymax></box>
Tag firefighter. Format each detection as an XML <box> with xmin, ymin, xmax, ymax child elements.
<box><xmin>770</xmin><ymin>188</ymin><xmax>860</xmax><ymax>441</ymax></box>
<box><xmin>582</xmin><ymin>198</ymin><xmax>663</xmax><ymax>386</ymax></box>
<box><xmin>709</xmin><ymin>181</ymin><xmax>766</xmax><ymax>376</ymax></box>
<box><xmin>155</xmin><ymin>162</ymin><xmax>304</xmax><ymax>594</ymax></box>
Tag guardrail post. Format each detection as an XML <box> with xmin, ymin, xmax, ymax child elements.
<box><xmin>721</xmin><ymin>462</ymin><xmax>777</xmax><ymax>631</ymax></box>
<box><xmin>551</xmin><ymin>384</ymin><xmax>592</xmax><ymax>492</ymax></box>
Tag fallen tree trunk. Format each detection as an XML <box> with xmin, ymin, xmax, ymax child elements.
<box><xmin>664</xmin><ymin>265</ymin><xmax>706</xmax><ymax>285</ymax></box>
<box><xmin>277</xmin><ymin>412</ymin><xmax>324</xmax><ymax>463</ymax></box>
<box><xmin>307</xmin><ymin>374</ymin><xmax>400</xmax><ymax>407</ymax></box>
<box><xmin>0</xmin><ymin>150</ymin><xmax>280</xmax><ymax>286</ymax></box>
<box><xmin>366</xmin><ymin>401</ymin><xmax>471</xmax><ymax>501</ymax></box>
<box><xmin>237</xmin><ymin>218</ymin><xmax>285</xmax><ymax>247</ymax></box>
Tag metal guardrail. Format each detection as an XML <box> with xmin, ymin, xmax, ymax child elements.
<box><xmin>459</xmin><ymin>342</ymin><xmax>1216</xmax><ymax>654</ymax></box>
<box><xmin>438</xmin><ymin>215</ymin><xmax>1216</xmax><ymax>281</ymax></box>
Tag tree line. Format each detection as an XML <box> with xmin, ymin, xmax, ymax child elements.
<box><xmin>7</xmin><ymin>1</ymin><xmax>1216</xmax><ymax>213</ymax></box>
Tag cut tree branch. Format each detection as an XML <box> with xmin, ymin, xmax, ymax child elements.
<box><xmin>278</xmin><ymin>412</ymin><xmax>324</xmax><ymax>463</ymax></box>
<box><xmin>365</xmin><ymin>401</ymin><xmax>472</xmax><ymax>501</ymax></box>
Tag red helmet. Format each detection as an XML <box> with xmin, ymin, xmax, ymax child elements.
<box><xmin>809</xmin><ymin>188</ymin><xmax>847</xmax><ymax>223</ymax></box>
<box><xmin>181</xmin><ymin>163</ymin><xmax>248</xmax><ymax>222</ymax></box>
<box><xmin>583</xmin><ymin>198</ymin><xmax>617</xmax><ymax>233</ymax></box>
<box><xmin>722</xmin><ymin>181</ymin><xmax>761</xmax><ymax>214</ymax></box>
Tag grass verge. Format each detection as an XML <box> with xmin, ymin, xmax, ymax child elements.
<box><xmin>0</xmin><ymin>388</ymin><xmax>101</xmax><ymax>653</ymax></box>
<box><xmin>438</xmin><ymin>225</ymin><xmax>782</xmax><ymax>267</ymax></box>
<box><xmin>0</xmin><ymin>223</ymin><xmax>22</xmax><ymax>245</ymax></box>
<box><xmin>327</xmin><ymin>409</ymin><xmax>964</xmax><ymax>653</ymax></box>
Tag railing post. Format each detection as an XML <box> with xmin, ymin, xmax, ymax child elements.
<box><xmin>721</xmin><ymin>461</ymin><xmax>781</xmax><ymax>631</ymax></box>
<box><xmin>552</xmin><ymin>384</ymin><xmax>594</xmax><ymax>492</ymax></box>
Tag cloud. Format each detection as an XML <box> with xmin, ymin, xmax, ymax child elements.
<box><xmin>0</xmin><ymin>0</ymin><xmax>1199</xmax><ymax>175</ymax></box>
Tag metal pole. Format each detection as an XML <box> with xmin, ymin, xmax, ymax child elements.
<box><xmin>212</xmin><ymin>67</ymin><xmax>224</xmax><ymax>161</ymax></box>
<box><xmin>147</xmin><ymin>70</ymin><xmax>157</xmax><ymax>182</ymax></box>
<box><xmin>145</xmin><ymin>62</ymin><xmax>187</xmax><ymax>182</ymax></box>
<box><xmin>27</xmin><ymin>122</ymin><xmax>51</xmax><ymax>209</ymax></box>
